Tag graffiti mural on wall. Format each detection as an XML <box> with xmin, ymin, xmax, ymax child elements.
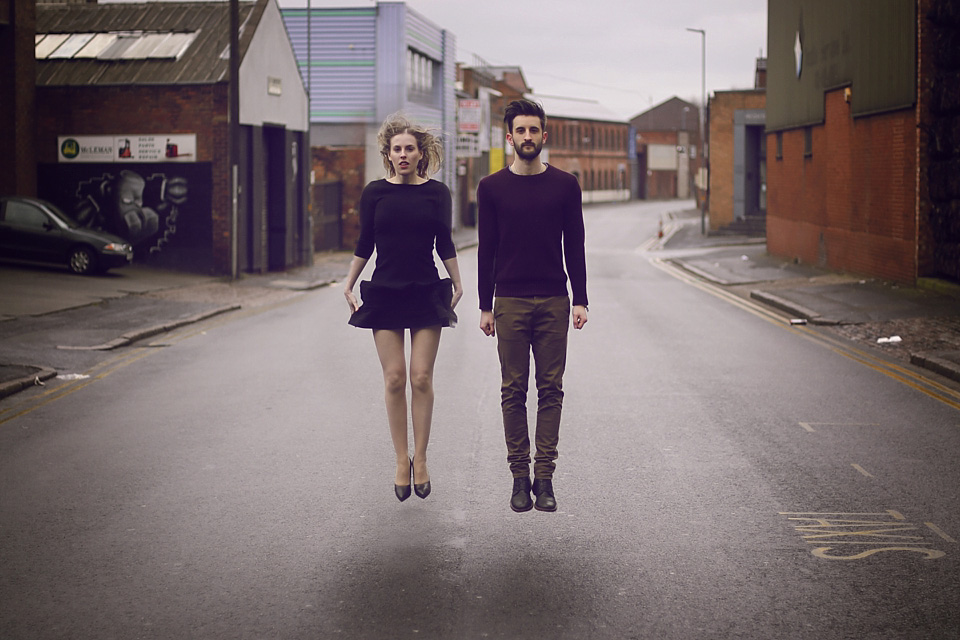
<box><xmin>38</xmin><ymin>163</ymin><xmax>213</xmax><ymax>272</ymax></box>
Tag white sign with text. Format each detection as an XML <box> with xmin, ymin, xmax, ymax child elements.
<box><xmin>58</xmin><ymin>134</ymin><xmax>197</xmax><ymax>163</ymax></box>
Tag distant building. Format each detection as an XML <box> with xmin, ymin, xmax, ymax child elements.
<box><xmin>456</xmin><ymin>63</ymin><xmax>526</xmax><ymax>226</ymax></box>
<box><xmin>282</xmin><ymin>2</ymin><xmax>457</xmax><ymax>251</ymax></box>
<box><xmin>631</xmin><ymin>97</ymin><xmax>703</xmax><ymax>201</ymax></box>
<box><xmin>31</xmin><ymin>0</ymin><xmax>310</xmax><ymax>275</ymax></box>
<box><xmin>530</xmin><ymin>94</ymin><xmax>630</xmax><ymax>204</ymax></box>
<box><xmin>766</xmin><ymin>0</ymin><xmax>957</xmax><ymax>284</ymax></box>
<box><xmin>456</xmin><ymin>64</ymin><xmax>631</xmax><ymax>222</ymax></box>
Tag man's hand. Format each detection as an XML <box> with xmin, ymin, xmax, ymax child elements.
<box><xmin>479</xmin><ymin>310</ymin><xmax>496</xmax><ymax>337</ymax></box>
<box><xmin>573</xmin><ymin>305</ymin><xmax>588</xmax><ymax>330</ymax></box>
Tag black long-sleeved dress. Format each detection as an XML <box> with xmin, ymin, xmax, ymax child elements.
<box><xmin>348</xmin><ymin>179</ymin><xmax>458</xmax><ymax>329</ymax></box>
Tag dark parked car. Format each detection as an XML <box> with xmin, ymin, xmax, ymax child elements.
<box><xmin>0</xmin><ymin>196</ymin><xmax>133</xmax><ymax>275</ymax></box>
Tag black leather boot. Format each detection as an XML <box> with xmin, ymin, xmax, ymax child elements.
<box><xmin>532</xmin><ymin>478</ymin><xmax>557</xmax><ymax>512</ymax></box>
<box><xmin>511</xmin><ymin>476</ymin><xmax>533</xmax><ymax>512</ymax></box>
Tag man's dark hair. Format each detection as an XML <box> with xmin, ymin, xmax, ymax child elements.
<box><xmin>504</xmin><ymin>99</ymin><xmax>547</xmax><ymax>134</ymax></box>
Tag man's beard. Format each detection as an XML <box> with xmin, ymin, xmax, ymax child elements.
<box><xmin>514</xmin><ymin>140</ymin><xmax>542</xmax><ymax>160</ymax></box>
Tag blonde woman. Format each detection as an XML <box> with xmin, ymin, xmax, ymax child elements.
<box><xmin>344</xmin><ymin>115</ymin><xmax>463</xmax><ymax>502</ymax></box>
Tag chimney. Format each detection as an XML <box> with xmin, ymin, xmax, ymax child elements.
<box><xmin>755</xmin><ymin>57</ymin><xmax>767</xmax><ymax>89</ymax></box>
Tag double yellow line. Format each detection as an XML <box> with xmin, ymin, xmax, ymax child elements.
<box><xmin>0</xmin><ymin>346</ymin><xmax>155</xmax><ymax>425</ymax></box>
<box><xmin>651</xmin><ymin>257</ymin><xmax>960</xmax><ymax>412</ymax></box>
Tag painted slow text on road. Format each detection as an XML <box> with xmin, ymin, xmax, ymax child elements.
<box><xmin>779</xmin><ymin>510</ymin><xmax>954</xmax><ymax>560</ymax></box>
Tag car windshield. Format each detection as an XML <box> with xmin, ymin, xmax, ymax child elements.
<box><xmin>41</xmin><ymin>201</ymin><xmax>79</xmax><ymax>229</ymax></box>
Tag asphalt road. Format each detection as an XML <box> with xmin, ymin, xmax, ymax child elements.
<box><xmin>1</xmin><ymin>201</ymin><xmax>959</xmax><ymax>639</ymax></box>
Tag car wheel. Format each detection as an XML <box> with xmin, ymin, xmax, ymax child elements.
<box><xmin>68</xmin><ymin>246</ymin><xmax>98</xmax><ymax>275</ymax></box>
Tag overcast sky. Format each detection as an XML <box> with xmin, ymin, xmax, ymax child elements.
<box><xmin>277</xmin><ymin>0</ymin><xmax>768</xmax><ymax>120</ymax></box>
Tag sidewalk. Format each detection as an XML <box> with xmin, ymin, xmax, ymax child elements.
<box><xmin>661</xmin><ymin>208</ymin><xmax>960</xmax><ymax>383</ymax></box>
<box><xmin>0</xmin><ymin>228</ymin><xmax>479</xmax><ymax>398</ymax></box>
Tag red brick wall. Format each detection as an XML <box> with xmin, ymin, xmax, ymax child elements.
<box><xmin>766</xmin><ymin>88</ymin><xmax>918</xmax><ymax>283</ymax></box>
<box><xmin>310</xmin><ymin>146</ymin><xmax>366</xmax><ymax>251</ymax></box>
<box><xmin>36</xmin><ymin>83</ymin><xmax>233</xmax><ymax>273</ymax></box>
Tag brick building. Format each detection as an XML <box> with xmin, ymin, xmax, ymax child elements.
<box><xmin>707</xmin><ymin>80</ymin><xmax>766</xmax><ymax>234</ymax></box>
<box><xmin>455</xmin><ymin>64</ymin><xmax>631</xmax><ymax>224</ymax></box>
<box><xmin>26</xmin><ymin>0</ymin><xmax>310</xmax><ymax>275</ymax></box>
<box><xmin>534</xmin><ymin>93</ymin><xmax>631</xmax><ymax>204</ymax></box>
<box><xmin>631</xmin><ymin>97</ymin><xmax>703</xmax><ymax>201</ymax></box>
<box><xmin>766</xmin><ymin>0</ymin><xmax>959</xmax><ymax>284</ymax></box>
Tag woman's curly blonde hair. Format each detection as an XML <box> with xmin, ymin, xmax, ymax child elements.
<box><xmin>378</xmin><ymin>114</ymin><xmax>443</xmax><ymax>178</ymax></box>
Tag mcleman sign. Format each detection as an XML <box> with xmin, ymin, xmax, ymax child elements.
<box><xmin>58</xmin><ymin>134</ymin><xmax>197</xmax><ymax>162</ymax></box>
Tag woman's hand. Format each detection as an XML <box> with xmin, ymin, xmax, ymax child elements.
<box><xmin>442</xmin><ymin>257</ymin><xmax>463</xmax><ymax>310</ymax></box>
<box><xmin>343</xmin><ymin>256</ymin><xmax>368</xmax><ymax>315</ymax></box>
<box><xmin>344</xmin><ymin>288</ymin><xmax>359</xmax><ymax>314</ymax></box>
<box><xmin>451</xmin><ymin>281</ymin><xmax>463</xmax><ymax>309</ymax></box>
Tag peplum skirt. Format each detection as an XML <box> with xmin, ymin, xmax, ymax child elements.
<box><xmin>348</xmin><ymin>278</ymin><xmax>457</xmax><ymax>330</ymax></box>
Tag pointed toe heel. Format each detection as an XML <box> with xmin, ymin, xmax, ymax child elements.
<box><xmin>395</xmin><ymin>458</ymin><xmax>412</xmax><ymax>502</ymax></box>
<box><xmin>412</xmin><ymin>457</ymin><xmax>431</xmax><ymax>499</ymax></box>
<box><xmin>414</xmin><ymin>480</ymin><xmax>431</xmax><ymax>499</ymax></box>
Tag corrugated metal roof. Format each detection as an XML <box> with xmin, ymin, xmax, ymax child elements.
<box><xmin>36</xmin><ymin>0</ymin><xmax>265</xmax><ymax>86</ymax></box>
<box><xmin>526</xmin><ymin>93</ymin><xmax>627</xmax><ymax>124</ymax></box>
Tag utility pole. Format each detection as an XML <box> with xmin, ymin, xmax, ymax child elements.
<box><xmin>229</xmin><ymin>0</ymin><xmax>240</xmax><ymax>278</ymax></box>
<box><xmin>686</xmin><ymin>27</ymin><xmax>706</xmax><ymax>234</ymax></box>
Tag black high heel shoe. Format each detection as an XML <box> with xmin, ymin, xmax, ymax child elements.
<box><xmin>413</xmin><ymin>459</ymin><xmax>431</xmax><ymax>499</ymax></box>
<box><xmin>414</xmin><ymin>480</ymin><xmax>431</xmax><ymax>499</ymax></box>
<box><xmin>395</xmin><ymin>458</ymin><xmax>412</xmax><ymax>502</ymax></box>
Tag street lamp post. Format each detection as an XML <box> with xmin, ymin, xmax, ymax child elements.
<box><xmin>230</xmin><ymin>0</ymin><xmax>240</xmax><ymax>277</ymax></box>
<box><xmin>686</xmin><ymin>27</ymin><xmax>706</xmax><ymax>234</ymax></box>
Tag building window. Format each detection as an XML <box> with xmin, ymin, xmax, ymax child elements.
<box><xmin>803</xmin><ymin>126</ymin><xmax>812</xmax><ymax>157</ymax></box>
<box><xmin>775</xmin><ymin>131</ymin><xmax>783</xmax><ymax>160</ymax></box>
<box><xmin>407</xmin><ymin>48</ymin><xmax>438</xmax><ymax>105</ymax></box>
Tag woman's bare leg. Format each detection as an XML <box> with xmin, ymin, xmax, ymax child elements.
<box><xmin>373</xmin><ymin>329</ymin><xmax>410</xmax><ymax>486</ymax></box>
<box><xmin>409</xmin><ymin>326</ymin><xmax>442</xmax><ymax>485</ymax></box>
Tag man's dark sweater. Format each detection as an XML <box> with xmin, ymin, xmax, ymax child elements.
<box><xmin>477</xmin><ymin>165</ymin><xmax>588</xmax><ymax>311</ymax></box>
